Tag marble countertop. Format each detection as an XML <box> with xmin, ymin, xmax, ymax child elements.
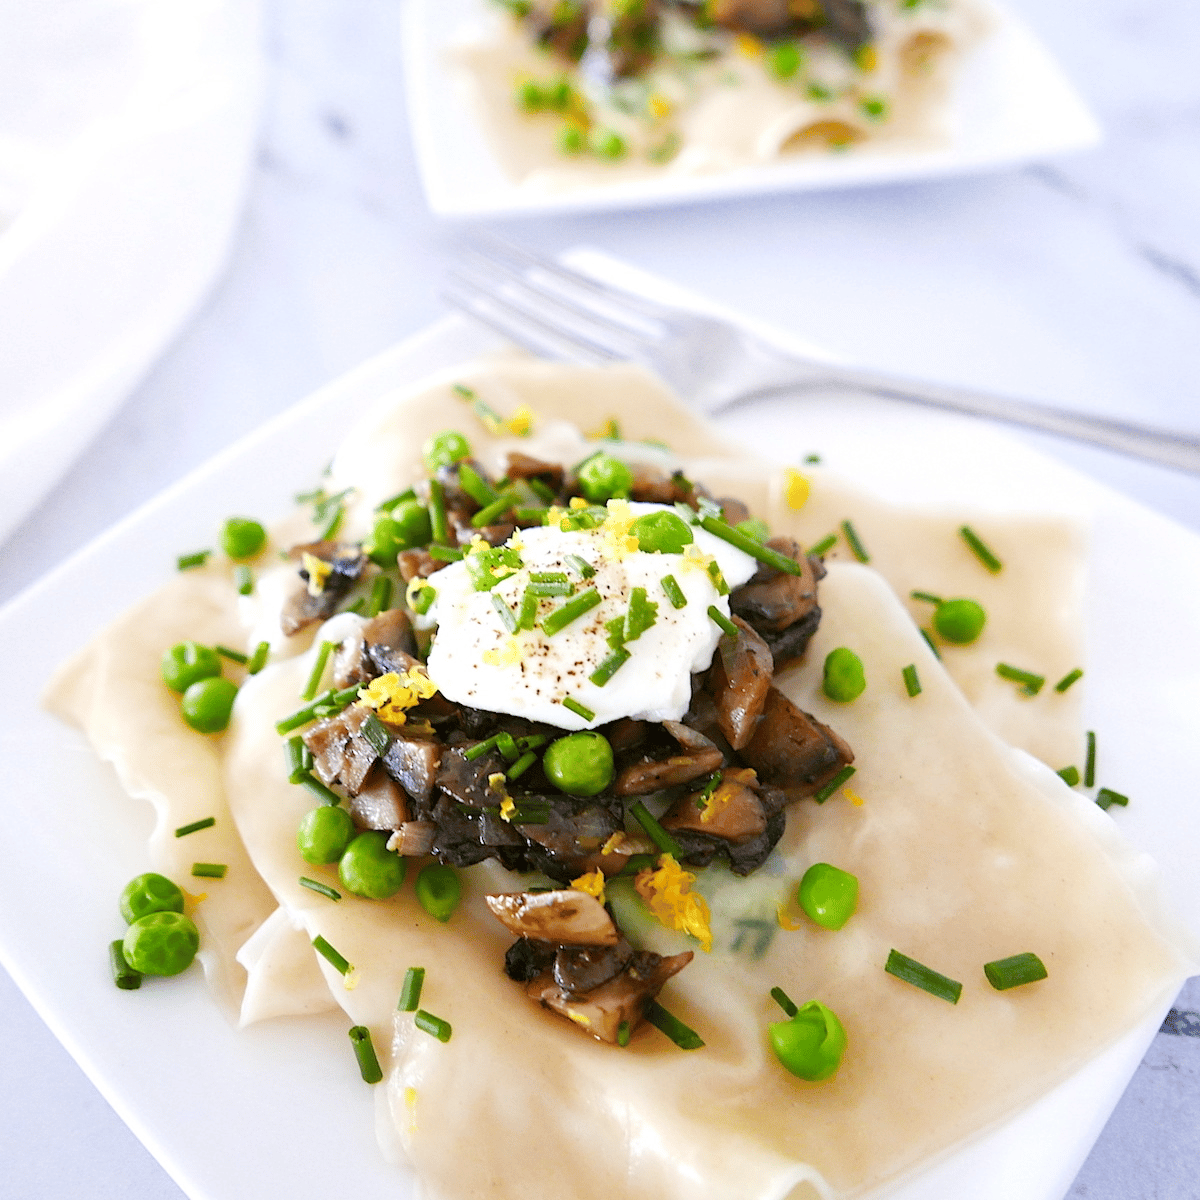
<box><xmin>1</xmin><ymin>0</ymin><xmax>1197</xmax><ymax>1196</ymax></box>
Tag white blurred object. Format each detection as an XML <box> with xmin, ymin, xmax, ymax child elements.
<box><xmin>0</xmin><ymin>0</ymin><xmax>262</xmax><ymax>545</ymax></box>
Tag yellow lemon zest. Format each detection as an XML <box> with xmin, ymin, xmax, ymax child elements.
<box><xmin>357</xmin><ymin>668</ymin><xmax>437</xmax><ymax>724</ymax></box>
<box><xmin>843</xmin><ymin>786</ymin><xmax>865</xmax><ymax>807</ymax></box>
<box><xmin>404</xmin><ymin>1086</ymin><xmax>418</xmax><ymax>1132</ymax></box>
<box><xmin>483</xmin><ymin>634</ymin><xmax>524</xmax><ymax>668</ymax></box>
<box><xmin>405</xmin><ymin>577</ymin><xmax>434</xmax><ymax>610</ymax></box>
<box><xmin>504</xmin><ymin>404</ymin><xmax>536</xmax><ymax>436</ymax></box>
<box><xmin>567</xmin><ymin>1009</ymin><xmax>592</xmax><ymax>1028</ymax></box>
<box><xmin>635</xmin><ymin>854</ymin><xmax>713</xmax><ymax>952</ymax></box>
<box><xmin>649</xmin><ymin>91</ymin><xmax>672</xmax><ymax>119</ymax></box>
<box><xmin>586</xmin><ymin>416</ymin><xmax>621</xmax><ymax>440</ymax></box>
<box><xmin>600</xmin><ymin>831</ymin><xmax>627</xmax><ymax>856</ymax></box>
<box><xmin>499</xmin><ymin>795</ymin><xmax>517</xmax><ymax>822</ymax></box>
<box><xmin>301</xmin><ymin>552</ymin><xmax>332</xmax><ymax>596</ymax></box>
<box><xmin>776</xmin><ymin>902</ymin><xmax>805</xmax><ymax>931</ymax></box>
<box><xmin>784</xmin><ymin>467</ymin><xmax>811</xmax><ymax>511</ymax></box>
<box><xmin>571</xmin><ymin>868</ymin><xmax>606</xmax><ymax>904</ymax></box>
<box><xmin>856</xmin><ymin>44</ymin><xmax>878</xmax><ymax>72</ymax></box>
<box><xmin>569</xmin><ymin>496</ymin><xmax>589</xmax><ymax>510</ymax></box>
<box><xmin>699</xmin><ymin>779</ymin><xmax>738</xmax><ymax>824</ymax></box>
<box><xmin>600</xmin><ymin>498</ymin><xmax>639</xmax><ymax>560</ymax></box>
<box><xmin>735</xmin><ymin>32</ymin><xmax>762</xmax><ymax>58</ymax></box>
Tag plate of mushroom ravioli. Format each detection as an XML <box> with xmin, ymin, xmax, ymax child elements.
<box><xmin>3</xmin><ymin>310</ymin><xmax>1198</xmax><ymax>1200</ymax></box>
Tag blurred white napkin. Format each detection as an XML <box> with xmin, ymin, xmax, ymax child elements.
<box><xmin>0</xmin><ymin>0</ymin><xmax>262</xmax><ymax>546</ymax></box>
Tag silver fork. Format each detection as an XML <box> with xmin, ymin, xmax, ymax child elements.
<box><xmin>444</xmin><ymin>238</ymin><xmax>1200</xmax><ymax>476</ymax></box>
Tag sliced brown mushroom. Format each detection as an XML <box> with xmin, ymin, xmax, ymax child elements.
<box><xmin>737</xmin><ymin>686</ymin><xmax>853</xmax><ymax>797</ymax></box>
<box><xmin>730</xmin><ymin>539</ymin><xmax>824</xmax><ymax>666</ymax></box>
<box><xmin>348</xmin><ymin>765</ymin><xmax>409</xmax><ymax>830</ymax></box>
<box><xmin>506</xmin><ymin>451</ymin><xmax>564</xmax><ymax>493</ymax></box>
<box><xmin>486</xmin><ymin>889</ymin><xmax>620</xmax><ymax>946</ymax></box>
<box><xmin>302</xmin><ymin>703</ymin><xmax>379</xmax><ymax>795</ymax></box>
<box><xmin>381</xmin><ymin>732</ymin><xmax>442</xmax><ymax>810</ymax></box>
<box><xmin>709</xmin><ymin>616</ymin><xmax>774</xmax><ymax>750</ymax></box>
<box><xmin>280</xmin><ymin>542</ymin><xmax>369</xmax><ymax>635</ymax></box>
<box><xmin>661</xmin><ymin>766</ymin><xmax>767</xmax><ymax>842</ymax></box>
<box><xmin>387</xmin><ymin>821</ymin><xmax>437</xmax><ymax>857</ymax></box>
<box><xmin>614</xmin><ymin>720</ymin><xmax>724</xmax><ymax>796</ymax></box>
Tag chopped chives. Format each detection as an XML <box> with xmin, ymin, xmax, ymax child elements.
<box><xmin>517</xmin><ymin>588</ymin><xmax>540</xmax><ymax>630</ymax></box>
<box><xmin>590</xmin><ymin>647</ymin><xmax>630</xmax><ymax>687</ymax></box>
<box><xmin>527</xmin><ymin>579</ymin><xmax>574</xmax><ymax>597</ymax></box>
<box><xmin>299</xmin><ymin>877</ymin><xmax>342</xmax><ymax>901</ymax></box>
<box><xmin>507</xmin><ymin>750</ymin><xmax>538</xmax><ymax>780</ymax></box>
<box><xmin>707</xmin><ymin>606</ymin><xmax>738</xmax><ymax>638</ymax></box>
<box><xmin>959</xmin><ymin>525</ymin><xmax>1003</xmax><ymax>573</ymax></box>
<box><xmin>530</xmin><ymin>571</ymin><xmax>569</xmax><ymax>583</ymax></box>
<box><xmin>902</xmin><ymin>664</ymin><xmax>921</xmax><ymax>697</ymax></box>
<box><xmin>286</xmin><ymin>735</ymin><xmax>308</xmax><ymax>781</ymax></box>
<box><xmin>399</xmin><ymin>967</ymin><xmax>425</xmax><ymax>1011</ymax></box>
<box><xmin>1055</xmin><ymin>667</ymin><xmax>1083</xmax><ymax>693</ymax></box>
<box><xmin>1057</xmin><ymin>765</ymin><xmax>1081</xmax><ymax>787</ymax></box>
<box><xmin>341</xmin><ymin>598</ymin><xmax>366</xmax><ymax>616</ymax></box>
<box><xmin>770</xmin><ymin>986</ymin><xmax>798</xmax><ymax>1017</ymax></box>
<box><xmin>508</xmin><ymin>801</ymin><xmax>551</xmax><ymax>824</ymax></box>
<box><xmin>617</xmin><ymin>1021</ymin><xmax>632</xmax><ymax>1047</ymax></box>
<box><xmin>813</xmin><ymin>765</ymin><xmax>856</xmax><ymax>804</ymax></box>
<box><xmin>996</xmin><ymin>663</ymin><xmax>1045</xmax><ymax>695</ymax></box>
<box><xmin>910</xmin><ymin>590</ymin><xmax>942</xmax><ymax>605</ymax></box>
<box><xmin>528</xmin><ymin>478</ymin><xmax>557</xmax><ymax>503</ymax></box>
<box><xmin>644</xmin><ymin>1000</ymin><xmax>705</xmax><ymax>1049</ymax></box>
<box><xmin>349</xmin><ymin>1025</ymin><xmax>383</xmax><ymax>1084</ymax></box>
<box><xmin>471</xmin><ymin>492</ymin><xmax>519</xmax><ymax>528</ymax></box>
<box><xmin>693</xmin><ymin>771</ymin><xmax>721</xmax><ymax>810</ymax></box>
<box><xmin>233</xmin><ymin>564</ymin><xmax>253</xmax><ymax>596</ymax></box>
<box><xmin>624</xmin><ymin>588</ymin><xmax>658</xmax><ymax>641</ymax></box>
<box><xmin>275</xmin><ymin>684</ymin><xmax>360</xmax><ymax>734</ymax></box>
<box><xmin>919</xmin><ymin>629</ymin><xmax>941</xmax><ymax>660</ymax></box>
<box><xmin>885</xmin><ymin>949</ymin><xmax>962</xmax><ymax>1004</ymax></box>
<box><xmin>453</xmin><ymin>382</ymin><xmax>475</xmax><ymax>399</ymax></box>
<box><xmin>495</xmin><ymin>732</ymin><xmax>520</xmax><ymax>763</ymax></box>
<box><xmin>491</xmin><ymin>592</ymin><xmax>519</xmax><ymax>633</ymax></box>
<box><xmin>109</xmin><ymin>940</ymin><xmax>142</xmax><ymax>990</ymax></box>
<box><xmin>427</xmin><ymin>545</ymin><xmax>463</xmax><ymax>562</ymax></box>
<box><xmin>629</xmin><ymin>800</ymin><xmax>682</xmax><ymax>858</ymax></box>
<box><xmin>564</xmin><ymin>553</ymin><xmax>595</xmax><ymax>578</ymax></box>
<box><xmin>464</xmin><ymin>734</ymin><xmax>501</xmax><ymax>762</ymax></box>
<box><xmin>177</xmin><ymin>550</ymin><xmax>211</xmax><ymax>570</ymax></box>
<box><xmin>247</xmin><ymin>640</ymin><xmax>270</xmax><ymax>674</ymax></box>
<box><xmin>312</xmin><ymin>934</ymin><xmax>351</xmax><ymax>975</ymax></box>
<box><xmin>215</xmin><ymin>644</ymin><xmax>249</xmax><ymax>664</ymax></box>
<box><xmin>175</xmin><ymin>816</ymin><xmax>216</xmax><ymax>838</ymax></box>
<box><xmin>191</xmin><ymin>862</ymin><xmax>227</xmax><ymax>879</ymax></box>
<box><xmin>297</xmin><ymin>773</ymin><xmax>343</xmax><ymax>806</ymax></box>
<box><xmin>697</xmin><ymin>516</ymin><xmax>803</xmax><ymax>576</ymax></box>
<box><xmin>458</xmin><ymin>462</ymin><xmax>498</xmax><ymax>507</ymax></box>
<box><xmin>410</xmin><ymin>582</ymin><xmax>437</xmax><ymax>615</ymax></box>
<box><xmin>303</xmin><ymin>641</ymin><xmax>336</xmax><ymax>701</ymax></box>
<box><xmin>360</xmin><ymin>712</ymin><xmax>391</xmax><ymax>755</ymax></box>
<box><xmin>1085</xmin><ymin>730</ymin><xmax>1097</xmax><ymax>787</ymax></box>
<box><xmin>807</xmin><ymin>533</ymin><xmax>838</xmax><ymax>557</ymax></box>
<box><xmin>561</xmin><ymin>696</ymin><xmax>596</xmax><ymax>722</ymax></box>
<box><xmin>414</xmin><ymin>1010</ymin><xmax>453</xmax><ymax>1042</ymax></box>
<box><xmin>1096</xmin><ymin>787</ymin><xmax>1129</xmax><ymax>810</ymax></box>
<box><xmin>368</xmin><ymin>575</ymin><xmax>393</xmax><ymax>617</ymax></box>
<box><xmin>660</xmin><ymin>574</ymin><xmax>687</xmax><ymax>609</ymax></box>
<box><xmin>318</xmin><ymin>503</ymin><xmax>344</xmax><ymax>541</ymax></box>
<box><xmin>841</xmin><ymin>520</ymin><xmax>870</xmax><ymax>563</ymax></box>
<box><xmin>428</xmin><ymin>479</ymin><xmax>450</xmax><ymax>545</ymax></box>
<box><xmin>541</xmin><ymin>587</ymin><xmax>601</xmax><ymax>636</ymax></box>
<box><xmin>706</xmin><ymin>560</ymin><xmax>730</xmax><ymax>596</ymax></box>
<box><xmin>984</xmin><ymin>952</ymin><xmax>1047</xmax><ymax>991</ymax></box>
<box><xmin>804</xmin><ymin>453</ymin><xmax>822</xmax><ymax>464</ymax></box>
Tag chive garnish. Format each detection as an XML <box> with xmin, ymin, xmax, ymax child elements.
<box><xmin>617</xmin><ymin>1021</ymin><xmax>632</xmax><ymax>1047</ymax></box>
<box><xmin>902</xmin><ymin>664</ymin><xmax>921</xmax><ymax>697</ymax></box>
<box><xmin>399</xmin><ymin>967</ymin><xmax>425</xmax><ymax>1012</ymax></box>
<box><xmin>191</xmin><ymin>862</ymin><xmax>227</xmax><ymax>879</ymax></box>
<box><xmin>275</xmin><ymin>684</ymin><xmax>360</xmax><ymax>735</ymax></box>
<box><xmin>885</xmin><ymin>949</ymin><xmax>962</xmax><ymax>1004</ymax></box>
<box><xmin>629</xmin><ymin>801</ymin><xmax>682</xmax><ymax>858</ymax></box>
<box><xmin>697</xmin><ymin>516</ymin><xmax>803</xmax><ymax>576</ymax></box>
<box><xmin>508</xmin><ymin>800</ymin><xmax>551</xmax><ymax>824</ymax></box>
<box><xmin>458</xmin><ymin>463</ymin><xmax>498</xmax><ymax>508</ymax></box>
<box><xmin>660</xmin><ymin>574</ymin><xmax>687</xmax><ymax>609</ymax></box>
<box><xmin>495</xmin><ymin>731</ymin><xmax>520</xmax><ymax>763</ymax></box>
<box><xmin>414</xmin><ymin>1010</ymin><xmax>453</xmax><ymax>1042</ymax></box>
<box><xmin>590</xmin><ymin>647</ymin><xmax>630</xmax><ymax>687</ymax></box>
<box><xmin>541</xmin><ymin>588</ymin><xmax>601</xmax><ymax>636</ymax></box>
<box><xmin>368</xmin><ymin>575</ymin><xmax>393</xmax><ymax>618</ymax></box>
<box><xmin>530</xmin><ymin>571</ymin><xmax>569</xmax><ymax>583</ymax></box>
<box><xmin>1057</xmin><ymin>765</ymin><xmax>1080</xmax><ymax>787</ymax></box>
<box><xmin>318</xmin><ymin>502</ymin><xmax>345</xmax><ymax>541</ymax></box>
<box><xmin>529</xmin><ymin>478</ymin><xmax>557</xmax><ymax>504</ymax></box>
<box><xmin>177</xmin><ymin>550</ymin><xmax>211</xmax><ymax>570</ymax></box>
<box><xmin>341</xmin><ymin>598</ymin><xmax>366</xmax><ymax>616</ymax></box>
<box><xmin>428</xmin><ymin>479</ymin><xmax>450</xmax><ymax>545</ymax></box>
<box><xmin>1096</xmin><ymin>787</ymin><xmax>1129</xmax><ymax>810</ymax></box>
<box><xmin>286</xmin><ymin>735</ymin><xmax>309</xmax><ymax>782</ymax></box>
<box><xmin>910</xmin><ymin>591</ymin><xmax>942</xmax><ymax>605</ymax></box>
<box><xmin>564</xmin><ymin>553</ymin><xmax>595</xmax><ymax>578</ymax></box>
<box><xmin>349</xmin><ymin>1025</ymin><xmax>383</xmax><ymax>1084</ymax></box>
<box><xmin>813</xmin><ymin>765</ymin><xmax>856</xmax><ymax>804</ymax></box>
<box><xmin>216</xmin><ymin>644</ymin><xmax>249</xmax><ymax>665</ymax></box>
<box><xmin>247</xmin><ymin>640</ymin><xmax>270</xmax><ymax>674</ymax></box>
<box><xmin>453</xmin><ymin>382</ymin><xmax>475</xmax><ymax>399</ymax></box>
<box><xmin>808</xmin><ymin>533</ymin><xmax>838</xmax><ymax>557</ymax></box>
<box><xmin>471</xmin><ymin>492</ymin><xmax>519</xmax><ymax>528</ymax></box>
<box><xmin>770</xmin><ymin>986</ymin><xmax>798</xmax><ymax>1017</ymax></box>
<box><xmin>841</xmin><ymin>520</ymin><xmax>870</xmax><ymax>563</ymax></box>
<box><xmin>984</xmin><ymin>952</ymin><xmax>1047</xmax><ymax>991</ymax></box>
<box><xmin>175</xmin><ymin>816</ymin><xmax>216</xmax><ymax>838</ymax></box>
<box><xmin>1055</xmin><ymin>668</ymin><xmax>1083</xmax><ymax>693</ymax></box>
<box><xmin>297</xmin><ymin>773</ymin><xmax>343</xmax><ymax>806</ymax></box>
<box><xmin>313</xmin><ymin>935</ymin><xmax>351</xmax><ymax>975</ymax></box>
<box><xmin>527</xmin><ymin>579</ymin><xmax>574</xmax><ymax>597</ymax></box>
<box><xmin>360</xmin><ymin>712</ymin><xmax>391</xmax><ymax>755</ymax></box>
<box><xmin>303</xmin><ymin>641</ymin><xmax>336</xmax><ymax>702</ymax></box>
<box><xmin>507</xmin><ymin>750</ymin><xmax>538</xmax><ymax>780</ymax></box>
<box><xmin>561</xmin><ymin>696</ymin><xmax>596</xmax><ymax>722</ymax></box>
<box><xmin>919</xmin><ymin>629</ymin><xmax>941</xmax><ymax>659</ymax></box>
<box><xmin>708</xmin><ymin>606</ymin><xmax>738</xmax><ymax>638</ymax></box>
<box><xmin>109</xmin><ymin>940</ymin><xmax>142</xmax><ymax>990</ymax></box>
<box><xmin>995</xmin><ymin>663</ymin><xmax>1045</xmax><ymax>695</ymax></box>
<box><xmin>233</xmin><ymin>564</ymin><xmax>253</xmax><ymax>596</ymax></box>
<box><xmin>300</xmin><ymin>877</ymin><xmax>342</xmax><ymax>901</ymax></box>
<box><xmin>693</xmin><ymin>771</ymin><xmax>721</xmax><ymax>810</ymax></box>
<box><xmin>1085</xmin><ymin>730</ymin><xmax>1097</xmax><ymax>787</ymax></box>
<box><xmin>464</xmin><ymin>734</ymin><xmax>501</xmax><ymax>762</ymax></box>
<box><xmin>491</xmin><ymin>592</ymin><xmax>519</xmax><ymax>633</ymax></box>
<box><xmin>624</xmin><ymin>588</ymin><xmax>658</xmax><ymax>641</ymax></box>
<box><xmin>959</xmin><ymin>525</ymin><xmax>1003</xmax><ymax>573</ymax></box>
<box><xmin>410</xmin><ymin>581</ymin><xmax>437</xmax><ymax>615</ymax></box>
<box><xmin>427</xmin><ymin>545</ymin><xmax>464</xmax><ymax>563</ymax></box>
<box><xmin>644</xmin><ymin>1000</ymin><xmax>705</xmax><ymax>1049</ymax></box>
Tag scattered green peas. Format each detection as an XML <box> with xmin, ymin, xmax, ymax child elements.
<box><xmin>559</xmin><ymin>123</ymin><xmax>586</xmax><ymax>155</ymax></box>
<box><xmin>577</xmin><ymin>452</ymin><xmax>633</xmax><ymax>503</ymax></box>
<box><xmin>798</xmin><ymin>863</ymin><xmax>858</xmax><ymax>931</ymax></box>
<box><xmin>415</xmin><ymin>864</ymin><xmax>463</xmax><ymax>923</ymax></box>
<box><xmin>768</xmin><ymin>41</ymin><xmax>803</xmax><ymax>79</ymax></box>
<box><xmin>339</xmin><ymin>831</ymin><xmax>406</xmax><ymax>900</ymax></box>
<box><xmin>122</xmin><ymin>911</ymin><xmax>200</xmax><ymax>977</ymax></box>
<box><xmin>933</xmin><ymin>598</ymin><xmax>987</xmax><ymax>645</ymax></box>
<box><xmin>365</xmin><ymin>500</ymin><xmax>432</xmax><ymax>566</ymax></box>
<box><xmin>629</xmin><ymin>510</ymin><xmax>694</xmax><ymax>555</ymax></box>
<box><xmin>297</xmin><ymin>805</ymin><xmax>355</xmax><ymax>865</ymax></box>
<box><xmin>161</xmin><ymin>641</ymin><xmax>222</xmax><ymax>693</ymax></box>
<box><xmin>592</xmin><ymin>129</ymin><xmax>627</xmax><ymax>160</ymax></box>
<box><xmin>120</xmin><ymin>872</ymin><xmax>185</xmax><ymax>924</ymax></box>
<box><xmin>769</xmin><ymin>999</ymin><xmax>847</xmax><ymax>1081</ymax></box>
<box><xmin>542</xmin><ymin>731</ymin><xmax>615</xmax><ymax>797</ymax></box>
<box><xmin>423</xmin><ymin>430</ymin><xmax>471</xmax><ymax>471</ymax></box>
<box><xmin>516</xmin><ymin>79</ymin><xmax>546</xmax><ymax>112</ymax></box>
<box><xmin>822</xmin><ymin>647</ymin><xmax>866</xmax><ymax>702</ymax></box>
<box><xmin>219</xmin><ymin>516</ymin><xmax>266</xmax><ymax>560</ymax></box>
<box><xmin>180</xmin><ymin>676</ymin><xmax>238</xmax><ymax>734</ymax></box>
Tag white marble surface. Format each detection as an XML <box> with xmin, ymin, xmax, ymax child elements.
<box><xmin>1</xmin><ymin>0</ymin><xmax>1198</xmax><ymax>1196</ymax></box>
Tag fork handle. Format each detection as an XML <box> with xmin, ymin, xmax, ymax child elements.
<box><xmin>741</xmin><ymin>362</ymin><xmax>1200</xmax><ymax>476</ymax></box>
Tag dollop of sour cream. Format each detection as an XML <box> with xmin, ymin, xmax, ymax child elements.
<box><xmin>426</xmin><ymin>502</ymin><xmax>758</xmax><ymax>730</ymax></box>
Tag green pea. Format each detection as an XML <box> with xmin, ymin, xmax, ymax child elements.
<box><xmin>933</xmin><ymin>598</ymin><xmax>986</xmax><ymax>645</ymax></box>
<box><xmin>180</xmin><ymin>676</ymin><xmax>238</xmax><ymax>733</ymax></box>
<box><xmin>577</xmin><ymin>453</ymin><xmax>633</xmax><ymax>503</ymax></box>
<box><xmin>798</xmin><ymin>863</ymin><xmax>858</xmax><ymax>931</ymax></box>
<box><xmin>822</xmin><ymin>647</ymin><xmax>865</xmax><ymax>702</ymax></box>
<box><xmin>119</xmin><ymin>872</ymin><xmax>185</xmax><ymax>924</ymax></box>
<box><xmin>516</xmin><ymin>79</ymin><xmax>546</xmax><ymax>112</ymax></box>
<box><xmin>768</xmin><ymin>41</ymin><xmax>803</xmax><ymax>80</ymax></box>
<box><xmin>629</xmin><ymin>510</ymin><xmax>694</xmax><ymax>555</ymax></box>
<box><xmin>769</xmin><ymin>999</ymin><xmax>847</xmax><ymax>1081</ymax></box>
<box><xmin>219</xmin><ymin>516</ymin><xmax>266</xmax><ymax>560</ymax></box>
<box><xmin>161</xmin><ymin>641</ymin><xmax>222</xmax><ymax>693</ymax></box>
<box><xmin>542</xmin><ymin>731</ymin><xmax>615</xmax><ymax>797</ymax></box>
<box><xmin>593</xmin><ymin>129</ymin><xmax>627</xmax><ymax>160</ymax></box>
<box><xmin>415</xmin><ymin>864</ymin><xmax>462</xmax><ymax>923</ymax></box>
<box><xmin>365</xmin><ymin>500</ymin><xmax>432</xmax><ymax>566</ymax></box>
<box><xmin>423</xmin><ymin>430</ymin><xmax>472</xmax><ymax>471</ymax></box>
<box><xmin>297</xmin><ymin>805</ymin><xmax>355</xmax><ymax>865</ymax></box>
<box><xmin>122</xmin><ymin>911</ymin><xmax>200</xmax><ymax>977</ymax></box>
<box><xmin>339</xmin><ymin>831</ymin><xmax>406</xmax><ymax>900</ymax></box>
<box><xmin>559</xmin><ymin>124</ymin><xmax>586</xmax><ymax>155</ymax></box>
